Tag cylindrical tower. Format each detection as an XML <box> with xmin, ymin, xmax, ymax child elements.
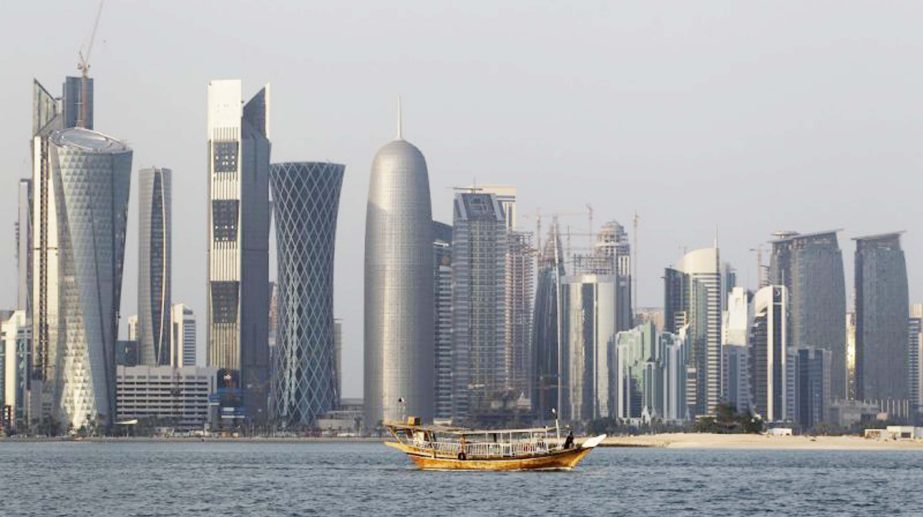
<box><xmin>138</xmin><ymin>167</ymin><xmax>172</xmax><ymax>366</ymax></box>
<box><xmin>270</xmin><ymin>162</ymin><xmax>345</xmax><ymax>427</ymax></box>
<box><xmin>49</xmin><ymin>127</ymin><xmax>132</xmax><ymax>431</ymax></box>
<box><xmin>364</xmin><ymin>133</ymin><xmax>435</xmax><ymax>428</ymax></box>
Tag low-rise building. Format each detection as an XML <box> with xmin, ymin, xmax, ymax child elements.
<box><xmin>116</xmin><ymin>366</ymin><xmax>218</xmax><ymax>431</ymax></box>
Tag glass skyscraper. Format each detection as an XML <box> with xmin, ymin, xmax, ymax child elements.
<box><xmin>364</xmin><ymin>123</ymin><xmax>434</xmax><ymax>428</ymax></box>
<box><xmin>269</xmin><ymin>162</ymin><xmax>344</xmax><ymax>427</ymax></box>
<box><xmin>854</xmin><ymin>233</ymin><xmax>909</xmax><ymax>404</ymax></box>
<box><xmin>749</xmin><ymin>285</ymin><xmax>788</xmax><ymax>422</ymax></box>
<box><xmin>531</xmin><ymin>225</ymin><xmax>565</xmax><ymax>423</ymax></box>
<box><xmin>207</xmin><ymin>80</ymin><xmax>272</xmax><ymax>423</ymax></box>
<box><xmin>138</xmin><ymin>167</ymin><xmax>171</xmax><ymax>366</ymax></box>
<box><xmin>770</xmin><ymin>231</ymin><xmax>846</xmax><ymax>402</ymax></box>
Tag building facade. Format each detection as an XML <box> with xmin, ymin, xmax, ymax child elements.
<box><xmin>451</xmin><ymin>193</ymin><xmax>508</xmax><ymax>420</ymax></box>
<box><xmin>854</xmin><ymin>233</ymin><xmax>910</xmax><ymax>406</ymax></box>
<box><xmin>433</xmin><ymin>221</ymin><xmax>453</xmax><ymax>420</ymax></box>
<box><xmin>532</xmin><ymin>225</ymin><xmax>565</xmax><ymax>423</ymax></box>
<box><xmin>910</xmin><ymin>304</ymin><xmax>923</xmax><ymax>417</ymax></box>
<box><xmin>138</xmin><ymin>167</ymin><xmax>172</xmax><ymax>366</ymax></box>
<box><xmin>17</xmin><ymin>179</ymin><xmax>31</xmax><ymax>315</ymax></box>
<box><xmin>793</xmin><ymin>346</ymin><xmax>832</xmax><ymax>429</ymax></box>
<box><xmin>2</xmin><ymin>311</ymin><xmax>30</xmax><ymax>430</ymax></box>
<box><xmin>269</xmin><ymin>162</ymin><xmax>344</xmax><ymax>427</ymax></box>
<box><xmin>364</xmin><ymin>123</ymin><xmax>434</xmax><ymax>427</ymax></box>
<box><xmin>749</xmin><ymin>285</ymin><xmax>789</xmax><ymax>422</ymax></box>
<box><xmin>664</xmin><ymin>247</ymin><xmax>723</xmax><ymax>417</ymax></box>
<box><xmin>170</xmin><ymin>304</ymin><xmax>196</xmax><ymax>367</ymax></box>
<box><xmin>769</xmin><ymin>231</ymin><xmax>846</xmax><ymax>401</ymax></box>
<box><xmin>723</xmin><ymin>286</ymin><xmax>751</xmax><ymax>413</ymax></box>
<box><xmin>116</xmin><ymin>366</ymin><xmax>218</xmax><ymax>431</ymax></box>
<box><xmin>207</xmin><ymin>80</ymin><xmax>272</xmax><ymax>423</ymax></box>
<box><xmin>614</xmin><ymin>321</ymin><xmax>687</xmax><ymax>422</ymax></box>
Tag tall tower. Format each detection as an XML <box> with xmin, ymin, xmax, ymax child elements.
<box><xmin>432</xmin><ymin>221</ymin><xmax>453</xmax><ymax>420</ymax></box>
<box><xmin>364</xmin><ymin>110</ymin><xmax>434</xmax><ymax>427</ymax></box>
<box><xmin>854</xmin><ymin>233</ymin><xmax>910</xmax><ymax>406</ymax></box>
<box><xmin>749</xmin><ymin>285</ymin><xmax>788</xmax><ymax>422</ymax></box>
<box><xmin>16</xmin><ymin>179</ymin><xmax>32</xmax><ymax>315</ymax></box>
<box><xmin>138</xmin><ymin>167</ymin><xmax>171</xmax><ymax>366</ymax></box>
<box><xmin>49</xmin><ymin>127</ymin><xmax>132</xmax><ymax>430</ymax></box>
<box><xmin>269</xmin><ymin>161</ymin><xmax>344</xmax><ymax>427</ymax></box>
<box><xmin>664</xmin><ymin>247</ymin><xmax>723</xmax><ymax>417</ymax></box>
<box><xmin>770</xmin><ymin>231</ymin><xmax>846</xmax><ymax>402</ymax></box>
<box><xmin>451</xmin><ymin>193</ymin><xmax>508</xmax><ymax>421</ymax></box>
<box><xmin>532</xmin><ymin>224</ymin><xmax>564</xmax><ymax>422</ymax></box>
<box><xmin>207</xmin><ymin>80</ymin><xmax>271</xmax><ymax>423</ymax></box>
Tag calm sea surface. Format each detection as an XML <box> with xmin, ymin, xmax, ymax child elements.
<box><xmin>3</xmin><ymin>441</ymin><xmax>923</xmax><ymax>516</ymax></box>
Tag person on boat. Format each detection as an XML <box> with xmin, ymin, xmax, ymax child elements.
<box><xmin>563</xmin><ymin>431</ymin><xmax>575</xmax><ymax>449</ymax></box>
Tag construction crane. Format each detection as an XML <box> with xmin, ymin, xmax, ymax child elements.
<box><xmin>76</xmin><ymin>0</ymin><xmax>104</xmax><ymax>129</ymax></box>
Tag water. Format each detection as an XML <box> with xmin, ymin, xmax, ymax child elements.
<box><xmin>3</xmin><ymin>441</ymin><xmax>923</xmax><ymax>516</ymax></box>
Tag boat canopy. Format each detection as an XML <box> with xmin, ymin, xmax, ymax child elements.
<box><xmin>384</xmin><ymin>421</ymin><xmax>556</xmax><ymax>436</ymax></box>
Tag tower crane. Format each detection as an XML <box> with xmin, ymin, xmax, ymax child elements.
<box><xmin>76</xmin><ymin>0</ymin><xmax>104</xmax><ymax>129</ymax></box>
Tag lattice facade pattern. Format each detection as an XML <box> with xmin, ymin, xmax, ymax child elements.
<box><xmin>270</xmin><ymin>162</ymin><xmax>344</xmax><ymax>426</ymax></box>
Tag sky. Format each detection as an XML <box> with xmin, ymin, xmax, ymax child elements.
<box><xmin>2</xmin><ymin>1</ymin><xmax>922</xmax><ymax>398</ymax></box>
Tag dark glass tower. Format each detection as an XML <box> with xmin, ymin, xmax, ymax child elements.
<box><xmin>855</xmin><ymin>233</ymin><xmax>909</xmax><ymax>404</ymax></box>
<box><xmin>138</xmin><ymin>167</ymin><xmax>171</xmax><ymax>366</ymax></box>
<box><xmin>269</xmin><ymin>162</ymin><xmax>344</xmax><ymax>427</ymax></box>
<box><xmin>531</xmin><ymin>225</ymin><xmax>564</xmax><ymax>422</ymax></box>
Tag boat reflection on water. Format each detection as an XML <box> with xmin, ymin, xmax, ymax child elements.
<box><xmin>384</xmin><ymin>417</ymin><xmax>606</xmax><ymax>471</ymax></box>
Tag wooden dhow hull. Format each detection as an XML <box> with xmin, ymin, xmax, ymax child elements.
<box><xmin>385</xmin><ymin>441</ymin><xmax>595</xmax><ymax>471</ymax></box>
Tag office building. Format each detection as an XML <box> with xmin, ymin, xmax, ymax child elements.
<box><xmin>910</xmin><ymin>304</ymin><xmax>923</xmax><ymax>416</ymax></box>
<box><xmin>334</xmin><ymin>319</ymin><xmax>342</xmax><ymax>407</ymax></box>
<box><xmin>615</xmin><ymin>321</ymin><xmax>687</xmax><ymax>421</ymax></box>
<box><xmin>749</xmin><ymin>285</ymin><xmax>789</xmax><ymax>422</ymax></box>
<box><xmin>723</xmin><ymin>287</ymin><xmax>751</xmax><ymax>414</ymax></box>
<box><xmin>664</xmin><ymin>247</ymin><xmax>723</xmax><ymax>417</ymax></box>
<box><xmin>364</xmin><ymin>112</ymin><xmax>435</xmax><ymax>427</ymax></box>
<box><xmin>170</xmin><ymin>304</ymin><xmax>196</xmax><ymax>367</ymax></box>
<box><xmin>17</xmin><ymin>179</ymin><xmax>31</xmax><ymax>314</ymax></box>
<box><xmin>207</xmin><ymin>80</ymin><xmax>271</xmax><ymax>423</ymax></box>
<box><xmin>62</xmin><ymin>75</ymin><xmax>93</xmax><ymax>130</ymax></box>
<box><xmin>532</xmin><ymin>225</ymin><xmax>565</xmax><ymax>422</ymax></box>
<box><xmin>451</xmin><ymin>192</ymin><xmax>508</xmax><ymax>420</ymax></box>
<box><xmin>116</xmin><ymin>365</ymin><xmax>218</xmax><ymax>431</ymax></box>
<box><xmin>269</xmin><ymin>161</ymin><xmax>344</xmax><ymax>427</ymax></box>
<box><xmin>854</xmin><ymin>233</ymin><xmax>910</xmax><ymax>405</ymax></box>
<box><xmin>2</xmin><ymin>311</ymin><xmax>30</xmax><ymax>429</ymax></box>
<box><xmin>471</xmin><ymin>184</ymin><xmax>517</xmax><ymax>232</ymax></box>
<box><xmin>433</xmin><ymin>221</ymin><xmax>453</xmax><ymax>420</ymax></box>
<box><xmin>793</xmin><ymin>346</ymin><xmax>832</xmax><ymax>429</ymax></box>
<box><xmin>138</xmin><ymin>167</ymin><xmax>172</xmax><ymax>366</ymax></box>
<box><xmin>769</xmin><ymin>231</ymin><xmax>846</xmax><ymax>400</ymax></box>
<box><xmin>506</xmin><ymin>230</ymin><xmax>534</xmax><ymax>402</ymax></box>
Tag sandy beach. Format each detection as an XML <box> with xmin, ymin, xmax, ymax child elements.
<box><xmin>602</xmin><ymin>433</ymin><xmax>923</xmax><ymax>450</ymax></box>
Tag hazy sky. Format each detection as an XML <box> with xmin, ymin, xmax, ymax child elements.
<box><xmin>2</xmin><ymin>1</ymin><xmax>922</xmax><ymax>398</ymax></box>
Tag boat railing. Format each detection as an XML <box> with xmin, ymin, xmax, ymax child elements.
<box><xmin>410</xmin><ymin>437</ymin><xmax>563</xmax><ymax>458</ymax></box>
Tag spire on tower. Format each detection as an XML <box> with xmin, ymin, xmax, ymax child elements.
<box><xmin>397</xmin><ymin>95</ymin><xmax>403</xmax><ymax>140</ymax></box>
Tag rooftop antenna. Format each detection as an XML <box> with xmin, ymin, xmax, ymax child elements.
<box><xmin>77</xmin><ymin>0</ymin><xmax>104</xmax><ymax>129</ymax></box>
<box><xmin>396</xmin><ymin>95</ymin><xmax>403</xmax><ymax>140</ymax></box>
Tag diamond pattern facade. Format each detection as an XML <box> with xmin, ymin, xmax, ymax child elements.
<box><xmin>269</xmin><ymin>162</ymin><xmax>344</xmax><ymax>426</ymax></box>
<box><xmin>49</xmin><ymin>128</ymin><xmax>132</xmax><ymax>431</ymax></box>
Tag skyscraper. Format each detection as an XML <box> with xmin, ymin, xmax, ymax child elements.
<box><xmin>614</xmin><ymin>321</ymin><xmax>687</xmax><ymax>421</ymax></box>
<box><xmin>2</xmin><ymin>311</ymin><xmax>30</xmax><ymax>430</ymax></box>
<box><xmin>48</xmin><ymin>127</ymin><xmax>132</xmax><ymax>430</ymax></box>
<box><xmin>16</xmin><ymin>179</ymin><xmax>31</xmax><ymax>315</ymax></box>
<box><xmin>594</xmin><ymin>221</ymin><xmax>633</xmax><ymax>331</ymax></box>
<box><xmin>664</xmin><ymin>247</ymin><xmax>723</xmax><ymax>417</ymax></box>
<box><xmin>532</xmin><ymin>224</ymin><xmax>565</xmax><ymax>422</ymax></box>
<box><xmin>364</xmin><ymin>114</ymin><xmax>434</xmax><ymax>427</ymax></box>
<box><xmin>909</xmin><ymin>304</ymin><xmax>923</xmax><ymax>417</ymax></box>
<box><xmin>207</xmin><ymin>80</ymin><xmax>271</xmax><ymax>423</ymax></box>
<box><xmin>269</xmin><ymin>161</ymin><xmax>344</xmax><ymax>427</ymax></box>
<box><xmin>138</xmin><ymin>167</ymin><xmax>171</xmax><ymax>366</ymax></box>
<box><xmin>749</xmin><ymin>285</ymin><xmax>788</xmax><ymax>422</ymax></box>
<box><xmin>770</xmin><ymin>231</ymin><xmax>846</xmax><ymax>401</ymax></box>
<box><xmin>432</xmin><ymin>221</ymin><xmax>453</xmax><ymax>420</ymax></box>
<box><xmin>723</xmin><ymin>286</ymin><xmax>751</xmax><ymax>414</ymax></box>
<box><xmin>62</xmin><ymin>76</ymin><xmax>93</xmax><ymax>130</ymax></box>
<box><xmin>793</xmin><ymin>346</ymin><xmax>832</xmax><ymax>429</ymax></box>
<box><xmin>170</xmin><ymin>304</ymin><xmax>196</xmax><ymax>367</ymax></box>
<box><xmin>854</xmin><ymin>233</ymin><xmax>910</xmax><ymax>406</ymax></box>
<box><xmin>451</xmin><ymin>192</ymin><xmax>507</xmax><ymax>420</ymax></box>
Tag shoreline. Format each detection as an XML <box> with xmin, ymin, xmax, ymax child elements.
<box><xmin>601</xmin><ymin>433</ymin><xmax>923</xmax><ymax>450</ymax></box>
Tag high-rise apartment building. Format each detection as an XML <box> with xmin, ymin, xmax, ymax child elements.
<box><xmin>910</xmin><ymin>304</ymin><xmax>923</xmax><ymax>416</ymax></box>
<box><xmin>451</xmin><ymin>193</ymin><xmax>507</xmax><ymax>420</ymax></box>
<box><xmin>433</xmin><ymin>221</ymin><xmax>453</xmax><ymax>420</ymax></box>
<box><xmin>664</xmin><ymin>247</ymin><xmax>723</xmax><ymax>417</ymax></box>
<box><xmin>269</xmin><ymin>162</ymin><xmax>344</xmax><ymax>427</ymax></box>
<box><xmin>532</xmin><ymin>225</ymin><xmax>565</xmax><ymax>422</ymax></box>
<box><xmin>749</xmin><ymin>285</ymin><xmax>788</xmax><ymax>422</ymax></box>
<box><xmin>364</xmin><ymin>117</ymin><xmax>434</xmax><ymax>427</ymax></box>
<box><xmin>770</xmin><ymin>231</ymin><xmax>846</xmax><ymax>401</ymax></box>
<box><xmin>854</xmin><ymin>233</ymin><xmax>910</xmax><ymax>405</ymax></box>
<box><xmin>207</xmin><ymin>80</ymin><xmax>271</xmax><ymax>423</ymax></box>
<box><xmin>170</xmin><ymin>304</ymin><xmax>196</xmax><ymax>367</ymax></box>
<box><xmin>138</xmin><ymin>167</ymin><xmax>171</xmax><ymax>366</ymax></box>
<box><xmin>723</xmin><ymin>286</ymin><xmax>751</xmax><ymax>414</ymax></box>
<box><xmin>614</xmin><ymin>321</ymin><xmax>687</xmax><ymax>421</ymax></box>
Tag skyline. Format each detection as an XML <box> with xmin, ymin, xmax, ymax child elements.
<box><xmin>4</xmin><ymin>2</ymin><xmax>923</xmax><ymax>400</ymax></box>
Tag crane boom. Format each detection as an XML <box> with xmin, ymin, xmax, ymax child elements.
<box><xmin>76</xmin><ymin>0</ymin><xmax>104</xmax><ymax>129</ymax></box>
